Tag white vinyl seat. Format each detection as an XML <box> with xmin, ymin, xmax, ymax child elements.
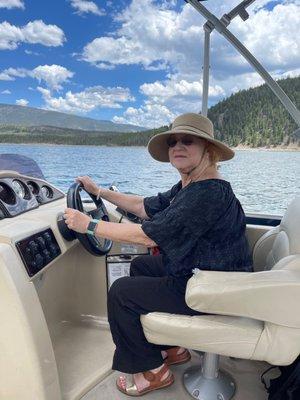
<box><xmin>141</xmin><ymin>196</ymin><xmax>300</xmax><ymax>399</ymax></box>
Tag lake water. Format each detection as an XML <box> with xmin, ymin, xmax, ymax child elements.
<box><xmin>0</xmin><ymin>143</ymin><xmax>299</xmax><ymax>216</ymax></box>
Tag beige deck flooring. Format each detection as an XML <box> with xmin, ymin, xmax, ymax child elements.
<box><xmin>82</xmin><ymin>352</ymin><xmax>270</xmax><ymax>400</ymax></box>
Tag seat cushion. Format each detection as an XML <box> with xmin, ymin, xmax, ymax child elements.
<box><xmin>141</xmin><ymin>313</ymin><xmax>263</xmax><ymax>359</ymax></box>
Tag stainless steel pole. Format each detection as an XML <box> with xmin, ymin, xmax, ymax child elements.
<box><xmin>201</xmin><ymin>27</ymin><xmax>211</xmax><ymax>117</ymax></box>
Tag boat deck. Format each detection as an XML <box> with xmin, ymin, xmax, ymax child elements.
<box><xmin>82</xmin><ymin>352</ymin><xmax>271</xmax><ymax>400</ymax></box>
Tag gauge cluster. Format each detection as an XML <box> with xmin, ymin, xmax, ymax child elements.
<box><xmin>0</xmin><ymin>176</ymin><xmax>64</xmax><ymax>218</ymax></box>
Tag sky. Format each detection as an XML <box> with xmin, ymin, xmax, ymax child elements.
<box><xmin>0</xmin><ymin>0</ymin><xmax>299</xmax><ymax>128</ymax></box>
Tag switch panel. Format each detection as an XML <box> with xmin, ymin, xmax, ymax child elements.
<box><xmin>16</xmin><ymin>228</ymin><xmax>61</xmax><ymax>277</ymax></box>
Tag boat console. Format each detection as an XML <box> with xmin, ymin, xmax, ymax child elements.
<box><xmin>0</xmin><ymin>155</ymin><xmax>150</xmax><ymax>400</ymax></box>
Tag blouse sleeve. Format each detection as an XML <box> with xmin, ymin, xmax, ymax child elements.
<box><xmin>142</xmin><ymin>182</ymin><xmax>227</xmax><ymax>254</ymax></box>
<box><xmin>143</xmin><ymin>181</ymin><xmax>181</xmax><ymax>218</ymax></box>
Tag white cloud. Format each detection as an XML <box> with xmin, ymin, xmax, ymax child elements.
<box><xmin>22</xmin><ymin>20</ymin><xmax>66</xmax><ymax>47</ymax></box>
<box><xmin>0</xmin><ymin>0</ymin><xmax>24</xmax><ymax>9</ymax></box>
<box><xmin>0</xmin><ymin>67</ymin><xmax>28</xmax><ymax>80</ymax></box>
<box><xmin>16</xmin><ymin>98</ymin><xmax>28</xmax><ymax>106</ymax></box>
<box><xmin>82</xmin><ymin>0</ymin><xmax>299</xmax><ymax>77</ymax></box>
<box><xmin>226</xmin><ymin>3</ymin><xmax>300</xmax><ymax>73</ymax></box>
<box><xmin>1</xmin><ymin>89</ymin><xmax>11</xmax><ymax>94</ymax></box>
<box><xmin>70</xmin><ymin>0</ymin><xmax>105</xmax><ymax>16</ymax></box>
<box><xmin>25</xmin><ymin>49</ymin><xmax>40</xmax><ymax>56</ymax></box>
<box><xmin>0</xmin><ymin>64</ymin><xmax>74</xmax><ymax>91</ymax></box>
<box><xmin>0</xmin><ymin>22</ymin><xmax>23</xmax><ymax>50</ymax></box>
<box><xmin>0</xmin><ymin>20</ymin><xmax>65</xmax><ymax>50</ymax></box>
<box><xmin>37</xmin><ymin>85</ymin><xmax>134</xmax><ymax>114</ymax></box>
<box><xmin>0</xmin><ymin>72</ymin><xmax>14</xmax><ymax>80</ymax></box>
<box><xmin>280</xmin><ymin>68</ymin><xmax>300</xmax><ymax>79</ymax></box>
<box><xmin>113</xmin><ymin>103</ymin><xmax>175</xmax><ymax>128</ymax></box>
<box><xmin>32</xmin><ymin>65</ymin><xmax>74</xmax><ymax>90</ymax></box>
<box><xmin>82</xmin><ymin>0</ymin><xmax>203</xmax><ymax>70</ymax></box>
<box><xmin>105</xmin><ymin>0</ymin><xmax>299</xmax><ymax>127</ymax></box>
<box><xmin>95</xmin><ymin>62</ymin><xmax>116</xmax><ymax>70</ymax></box>
<box><xmin>140</xmin><ymin>78</ymin><xmax>224</xmax><ymax>100</ymax></box>
<box><xmin>132</xmin><ymin>75</ymin><xmax>225</xmax><ymax>124</ymax></box>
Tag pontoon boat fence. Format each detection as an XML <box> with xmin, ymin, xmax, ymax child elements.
<box><xmin>185</xmin><ymin>0</ymin><xmax>300</xmax><ymax>127</ymax></box>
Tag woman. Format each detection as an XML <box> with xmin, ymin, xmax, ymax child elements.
<box><xmin>64</xmin><ymin>113</ymin><xmax>253</xmax><ymax>396</ymax></box>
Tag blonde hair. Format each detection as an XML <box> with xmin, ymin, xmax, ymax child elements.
<box><xmin>206</xmin><ymin>142</ymin><xmax>221</xmax><ymax>166</ymax></box>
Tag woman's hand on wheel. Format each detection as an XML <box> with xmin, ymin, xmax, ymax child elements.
<box><xmin>64</xmin><ymin>208</ymin><xmax>90</xmax><ymax>233</ymax></box>
<box><xmin>76</xmin><ymin>176</ymin><xmax>100</xmax><ymax>196</ymax></box>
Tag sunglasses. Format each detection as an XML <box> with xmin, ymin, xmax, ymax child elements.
<box><xmin>166</xmin><ymin>135</ymin><xmax>196</xmax><ymax>148</ymax></box>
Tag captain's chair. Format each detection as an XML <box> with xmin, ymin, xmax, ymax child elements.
<box><xmin>141</xmin><ymin>196</ymin><xmax>300</xmax><ymax>400</ymax></box>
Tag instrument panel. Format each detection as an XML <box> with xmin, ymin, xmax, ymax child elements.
<box><xmin>0</xmin><ymin>175</ymin><xmax>64</xmax><ymax>218</ymax></box>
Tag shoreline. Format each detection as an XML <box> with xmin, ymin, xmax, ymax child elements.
<box><xmin>232</xmin><ymin>144</ymin><xmax>300</xmax><ymax>152</ymax></box>
<box><xmin>0</xmin><ymin>142</ymin><xmax>299</xmax><ymax>151</ymax></box>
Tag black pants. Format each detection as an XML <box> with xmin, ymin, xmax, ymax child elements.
<box><xmin>107</xmin><ymin>255</ymin><xmax>202</xmax><ymax>374</ymax></box>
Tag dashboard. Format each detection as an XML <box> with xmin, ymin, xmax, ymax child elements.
<box><xmin>0</xmin><ymin>174</ymin><xmax>64</xmax><ymax>219</ymax></box>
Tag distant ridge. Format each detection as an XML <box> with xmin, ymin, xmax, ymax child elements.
<box><xmin>0</xmin><ymin>104</ymin><xmax>144</xmax><ymax>132</ymax></box>
<box><xmin>0</xmin><ymin>76</ymin><xmax>299</xmax><ymax>147</ymax></box>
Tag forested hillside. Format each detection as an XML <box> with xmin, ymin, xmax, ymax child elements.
<box><xmin>0</xmin><ymin>124</ymin><xmax>168</xmax><ymax>145</ymax></box>
<box><xmin>208</xmin><ymin>76</ymin><xmax>300</xmax><ymax>147</ymax></box>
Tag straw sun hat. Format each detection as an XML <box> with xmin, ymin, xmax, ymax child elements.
<box><xmin>147</xmin><ymin>113</ymin><xmax>234</xmax><ymax>162</ymax></box>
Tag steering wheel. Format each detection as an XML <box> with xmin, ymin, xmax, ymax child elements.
<box><xmin>64</xmin><ymin>182</ymin><xmax>113</xmax><ymax>256</ymax></box>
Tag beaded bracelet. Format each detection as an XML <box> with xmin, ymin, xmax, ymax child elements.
<box><xmin>96</xmin><ymin>188</ymin><xmax>102</xmax><ymax>200</ymax></box>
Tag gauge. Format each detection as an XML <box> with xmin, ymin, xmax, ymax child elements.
<box><xmin>41</xmin><ymin>185</ymin><xmax>53</xmax><ymax>198</ymax></box>
<box><xmin>27</xmin><ymin>181</ymin><xmax>40</xmax><ymax>195</ymax></box>
<box><xmin>0</xmin><ymin>183</ymin><xmax>16</xmax><ymax>205</ymax></box>
<box><xmin>12</xmin><ymin>180</ymin><xmax>26</xmax><ymax>199</ymax></box>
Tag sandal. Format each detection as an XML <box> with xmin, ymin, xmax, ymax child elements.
<box><xmin>116</xmin><ymin>363</ymin><xmax>174</xmax><ymax>397</ymax></box>
<box><xmin>164</xmin><ymin>347</ymin><xmax>191</xmax><ymax>366</ymax></box>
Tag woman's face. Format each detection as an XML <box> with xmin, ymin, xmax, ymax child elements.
<box><xmin>168</xmin><ymin>133</ymin><xmax>207</xmax><ymax>173</ymax></box>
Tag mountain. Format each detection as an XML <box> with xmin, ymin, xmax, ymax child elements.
<box><xmin>0</xmin><ymin>104</ymin><xmax>144</xmax><ymax>132</ymax></box>
<box><xmin>0</xmin><ymin>76</ymin><xmax>299</xmax><ymax>147</ymax></box>
<box><xmin>207</xmin><ymin>76</ymin><xmax>300</xmax><ymax>147</ymax></box>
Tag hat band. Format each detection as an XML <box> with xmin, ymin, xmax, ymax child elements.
<box><xmin>171</xmin><ymin>125</ymin><xmax>213</xmax><ymax>139</ymax></box>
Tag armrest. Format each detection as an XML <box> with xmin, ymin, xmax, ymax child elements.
<box><xmin>186</xmin><ymin>264</ymin><xmax>300</xmax><ymax>328</ymax></box>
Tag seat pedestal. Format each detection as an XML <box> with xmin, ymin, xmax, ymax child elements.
<box><xmin>183</xmin><ymin>353</ymin><xmax>235</xmax><ymax>400</ymax></box>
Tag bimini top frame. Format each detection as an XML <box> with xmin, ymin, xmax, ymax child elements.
<box><xmin>185</xmin><ymin>0</ymin><xmax>300</xmax><ymax>127</ymax></box>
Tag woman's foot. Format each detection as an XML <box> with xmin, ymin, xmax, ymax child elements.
<box><xmin>116</xmin><ymin>363</ymin><xmax>174</xmax><ymax>396</ymax></box>
<box><xmin>162</xmin><ymin>347</ymin><xmax>191</xmax><ymax>366</ymax></box>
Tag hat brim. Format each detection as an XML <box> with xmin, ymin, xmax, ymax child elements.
<box><xmin>148</xmin><ymin>126</ymin><xmax>235</xmax><ymax>162</ymax></box>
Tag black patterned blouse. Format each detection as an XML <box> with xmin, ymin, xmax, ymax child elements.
<box><xmin>142</xmin><ymin>179</ymin><xmax>253</xmax><ymax>281</ymax></box>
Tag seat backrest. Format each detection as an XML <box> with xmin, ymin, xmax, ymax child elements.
<box><xmin>253</xmin><ymin>196</ymin><xmax>300</xmax><ymax>271</ymax></box>
<box><xmin>252</xmin><ymin>196</ymin><xmax>300</xmax><ymax>365</ymax></box>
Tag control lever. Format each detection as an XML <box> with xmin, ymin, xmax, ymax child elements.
<box><xmin>57</xmin><ymin>212</ymin><xmax>76</xmax><ymax>241</ymax></box>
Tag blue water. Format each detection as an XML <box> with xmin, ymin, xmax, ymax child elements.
<box><xmin>0</xmin><ymin>144</ymin><xmax>299</xmax><ymax>216</ymax></box>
